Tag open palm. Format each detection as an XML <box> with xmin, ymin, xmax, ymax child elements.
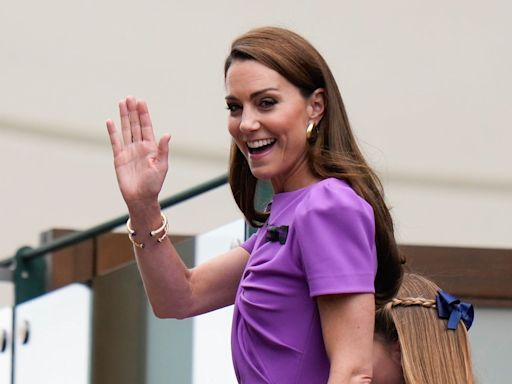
<box><xmin>106</xmin><ymin>96</ymin><xmax>171</xmax><ymax>206</ymax></box>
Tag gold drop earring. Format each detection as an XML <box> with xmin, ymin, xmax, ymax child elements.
<box><xmin>306</xmin><ymin>121</ymin><xmax>318</xmax><ymax>144</ymax></box>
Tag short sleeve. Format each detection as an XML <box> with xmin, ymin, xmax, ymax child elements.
<box><xmin>240</xmin><ymin>232</ymin><xmax>258</xmax><ymax>254</ymax></box>
<box><xmin>295</xmin><ymin>179</ymin><xmax>377</xmax><ymax>297</ymax></box>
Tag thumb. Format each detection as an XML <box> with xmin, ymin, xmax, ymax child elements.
<box><xmin>158</xmin><ymin>133</ymin><xmax>171</xmax><ymax>163</ymax></box>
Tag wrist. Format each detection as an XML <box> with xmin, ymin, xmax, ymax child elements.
<box><xmin>127</xmin><ymin>201</ymin><xmax>165</xmax><ymax>233</ymax></box>
<box><xmin>126</xmin><ymin>198</ymin><xmax>161</xmax><ymax>215</ymax></box>
<box><xmin>127</xmin><ymin>212</ymin><xmax>168</xmax><ymax>249</ymax></box>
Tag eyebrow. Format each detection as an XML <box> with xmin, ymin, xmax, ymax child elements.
<box><xmin>225</xmin><ymin>87</ymin><xmax>279</xmax><ymax>101</ymax></box>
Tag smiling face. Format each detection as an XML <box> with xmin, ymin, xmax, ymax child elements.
<box><xmin>225</xmin><ymin>59</ymin><xmax>324</xmax><ymax>193</ymax></box>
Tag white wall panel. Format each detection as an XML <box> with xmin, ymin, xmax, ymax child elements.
<box><xmin>14</xmin><ymin>284</ymin><xmax>91</xmax><ymax>384</ymax></box>
<box><xmin>0</xmin><ymin>307</ymin><xmax>12</xmax><ymax>384</ymax></box>
<box><xmin>192</xmin><ymin>220</ymin><xmax>245</xmax><ymax>384</ymax></box>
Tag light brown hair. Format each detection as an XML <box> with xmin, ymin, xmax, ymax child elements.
<box><xmin>375</xmin><ymin>273</ymin><xmax>475</xmax><ymax>383</ymax></box>
<box><xmin>224</xmin><ymin>26</ymin><xmax>403</xmax><ymax>304</ymax></box>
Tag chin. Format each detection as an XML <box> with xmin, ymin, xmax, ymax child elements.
<box><xmin>248</xmin><ymin>166</ymin><xmax>274</xmax><ymax>181</ymax></box>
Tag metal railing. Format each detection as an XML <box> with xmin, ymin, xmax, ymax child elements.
<box><xmin>0</xmin><ymin>174</ymin><xmax>228</xmax><ymax>295</ymax></box>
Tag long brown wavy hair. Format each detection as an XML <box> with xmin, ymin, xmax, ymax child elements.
<box><xmin>224</xmin><ymin>26</ymin><xmax>404</xmax><ymax>304</ymax></box>
<box><xmin>375</xmin><ymin>273</ymin><xmax>475</xmax><ymax>383</ymax></box>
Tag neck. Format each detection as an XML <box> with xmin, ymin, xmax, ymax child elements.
<box><xmin>271</xmin><ymin>168</ymin><xmax>320</xmax><ymax>193</ymax></box>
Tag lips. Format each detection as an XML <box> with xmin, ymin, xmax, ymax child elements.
<box><xmin>247</xmin><ymin>138</ymin><xmax>276</xmax><ymax>154</ymax></box>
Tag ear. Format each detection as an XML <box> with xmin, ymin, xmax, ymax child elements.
<box><xmin>306</xmin><ymin>88</ymin><xmax>325</xmax><ymax>122</ymax></box>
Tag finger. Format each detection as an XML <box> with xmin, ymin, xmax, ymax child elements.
<box><xmin>137</xmin><ymin>100</ymin><xmax>156</xmax><ymax>142</ymax></box>
<box><xmin>119</xmin><ymin>99</ymin><xmax>132</xmax><ymax>145</ymax></box>
<box><xmin>126</xmin><ymin>96</ymin><xmax>142</xmax><ymax>142</ymax></box>
<box><xmin>106</xmin><ymin>119</ymin><xmax>122</xmax><ymax>156</ymax></box>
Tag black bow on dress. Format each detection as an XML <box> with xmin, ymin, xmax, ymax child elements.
<box><xmin>265</xmin><ymin>225</ymin><xmax>289</xmax><ymax>245</ymax></box>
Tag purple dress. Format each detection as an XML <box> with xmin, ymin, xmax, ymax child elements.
<box><xmin>231</xmin><ymin>178</ymin><xmax>378</xmax><ymax>383</ymax></box>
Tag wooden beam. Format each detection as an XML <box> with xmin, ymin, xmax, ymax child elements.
<box><xmin>41</xmin><ymin>229</ymin><xmax>191</xmax><ymax>288</ymax></box>
<box><xmin>41</xmin><ymin>229</ymin><xmax>94</xmax><ymax>291</ymax></box>
<box><xmin>41</xmin><ymin>228</ymin><xmax>512</xmax><ymax>307</ymax></box>
<box><xmin>400</xmin><ymin>244</ymin><xmax>512</xmax><ymax>307</ymax></box>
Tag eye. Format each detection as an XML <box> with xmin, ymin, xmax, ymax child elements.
<box><xmin>226</xmin><ymin>103</ymin><xmax>242</xmax><ymax>114</ymax></box>
<box><xmin>259</xmin><ymin>98</ymin><xmax>277</xmax><ymax>109</ymax></box>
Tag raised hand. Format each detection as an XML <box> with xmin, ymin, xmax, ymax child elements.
<box><xmin>106</xmin><ymin>96</ymin><xmax>171</xmax><ymax>208</ymax></box>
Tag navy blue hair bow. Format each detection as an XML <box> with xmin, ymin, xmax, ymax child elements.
<box><xmin>266</xmin><ymin>225</ymin><xmax>289</xmax><ymax>245</ymax></box>
<box><xmin>436</xmin><ymin>290</ymin><xmax>474</xmax><ymax>331</ymax></box>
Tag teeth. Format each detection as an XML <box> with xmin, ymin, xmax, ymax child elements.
<box><xmin>247</xmin><ymin>139</ymin><xmax>276</xmax><ymax>149</ymax></box>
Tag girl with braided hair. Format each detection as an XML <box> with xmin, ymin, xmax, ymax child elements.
<box><xmin>373</xmin><ymin>273</ymin><xmax>475</xmax><ymax>384</ymax></box>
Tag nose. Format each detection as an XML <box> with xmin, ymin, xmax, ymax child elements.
<box><xmin>239</xmin><ymin>108</ymin><xmax>260</xmax><ymax>133</ymax></box>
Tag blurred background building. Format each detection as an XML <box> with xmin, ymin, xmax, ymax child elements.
<box><xmin>0</xmin><ymin>1</ymin><xmax>510</xmax><ymax>382</ymax></box>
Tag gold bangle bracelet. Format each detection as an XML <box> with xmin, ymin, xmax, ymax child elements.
<box><xmin>157</xmin><ymin>232</ymin><xmax>168</xmax><ymax>243</ymax></box>
<box><xmin>126</xmin><ymin>213</ymin><xmax>168</xmax><ymax>249</ymax></box>
<box><xmin>150</xmin><ymin>213</ymin><xmax>168</xmax><ymax>237</ymax></box>
<box><xmin>128</xmin><ymin>233</ymin><xmax>145</xmax><ymax>249</ymax></box>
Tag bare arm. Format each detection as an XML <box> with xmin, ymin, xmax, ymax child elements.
<box><xmin>317</xmin><ymin>293</ymin><xmax>374</xmax><ymax>384</ymax></box>
<box><xmin>130</xmin><ymin>223</ymin><xmax>248</xmax><ymax>319</ymax></box>
<box><xmin>106</xmin><ymin>96</ymin><xmax>248</xmax><ymax>319</ymax></box>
